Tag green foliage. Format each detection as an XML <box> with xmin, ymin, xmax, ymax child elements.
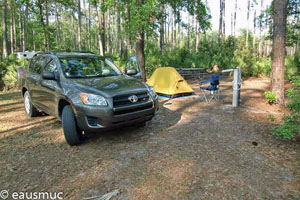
<box><xmin>140</xmin><ymin>33</ymin><xmax>297</xmax><ymax>79</ymax></box>
<box><xmin>197</xmin><ymin>35</ymin><xmax>237</xmax><ymax>70</ymax></box>
<box><xmin>0</xmin><ymin>55</ymin><xmax>28</xmax><ymax>91</ymax></box>
<box><xmin>271</xmin><ymin>76</ymin><xmax>300</xmax><ymax>140</ymax></box>
<box><xmin>271</xmin><ymin>117</ymin><xmax>300</xmax><ymax>139</ymax></box>
<box><xmin>264</xmin><ymin>91</ymin><xmax>277</xmax><ymax>104</ymax></box>
<box><xmin>267</xmin><ymin>114</ymin><xmax>275</xmax><ymax>122</ymax></box>
<box><xmin>285</xmin><ymin>50</ymin><xmax>300</xmax><ymax>80</ymax></box>
<box><xmin>142</xmin><ymin>34</ymin><xmax>239</xmax><ymax>76</ymax></box>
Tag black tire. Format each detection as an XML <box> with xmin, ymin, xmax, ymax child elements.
<box><xmin>62</xmin><ymin>105</ymin><xmax>83</xmax><ymax>145</ymax></box>
<box><xmin>24</xmin><ymin>91</ymin><xmax>39</xmax><ymax>118</ymax></box>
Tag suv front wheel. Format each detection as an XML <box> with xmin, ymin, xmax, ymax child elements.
<box><xmin>24</xmin><ymin>91</ymin><xmax>39</xmax><ymax>118</ymax></box>
<box><xmin>62</xmin><ymin>105</ymin><xmax>83</xmax><ymax>145</ymax></box>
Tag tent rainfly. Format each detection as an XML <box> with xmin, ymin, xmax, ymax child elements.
<box><xmin>147</xmin><ymin>67</ymin><xmax>194</xmax><ymax>97</ymax></box>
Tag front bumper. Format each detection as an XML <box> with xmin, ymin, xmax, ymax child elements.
<box><xmin>73</xmin><ymin>98</ymin><xmax>159</xmax><ymax>132</ymax></box>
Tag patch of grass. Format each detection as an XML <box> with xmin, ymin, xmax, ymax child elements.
<box><xmin>264</xmin><ymin>91</ymin><xmax>277</xmax><ymax>105</ymax></box>
<box><xmin>267</xmin><ymin>114</ymin><xmax>275</xmax><ymax>122</ymax></box>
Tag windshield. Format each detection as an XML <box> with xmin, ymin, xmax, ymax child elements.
<box><xmin>60</xmin><ymin>56</ymin><xmax>122</xmax><ymax>78</ymax></box>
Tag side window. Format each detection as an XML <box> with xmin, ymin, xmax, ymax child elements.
<box><xmin>44</xmin><ymin>60</ymin><xmax>57</xmax><ymax>73</ymax></box>
<box><xmin>126</xmin><ymin>56</ymin><xmax>140</xmax><ymax>72</ymax></box>
<box><xmin>29</xmin><ymin>57</ymin><xmax>38</xmax><ymax>72</ymax></box>
<box><xmin>32</xmin><ymin>56</ymin><xmax>51</xmax><ymax>74</ymax></box>
<box><xmin>33</xmin><ymin>58</ymin><xmax>43</xmax><ymax>74</ymax></box>
<box><xmin>129</xmin><ymin>60</ymin><xmax>138</xmax><ymax>70</ymax></box>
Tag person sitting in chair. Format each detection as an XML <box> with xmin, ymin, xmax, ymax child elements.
<box><xmin>200</xmin><ymin>64</ymin><xmax>220</xmax><ymax>103</ymax></box>
<box><xmin>208</xmin><ymin>64</ymin><xmax>220</xmax><ymax>74</ymax></box>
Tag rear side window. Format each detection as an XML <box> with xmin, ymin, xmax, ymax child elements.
<box><xmin>30</xmin><ymin>56</ymin><xmax>51</xmax><ymax>74</ymax></box>
<box><xmin>33</xmin><ymin>58</ymin><xmax>43</xmax><ymax>74</ymax></box>
<box><xmin>44</xmin><ymin>60</ymin><xmax>58</xmax><ymax>73</ymax></box>
<box><xmin>29</xmin><ymin>57</ymin><xmax>38</xmax><ymax>72</ymax></box>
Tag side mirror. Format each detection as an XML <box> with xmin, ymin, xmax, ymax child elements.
<box><xmin>42</xmin><ymin>72</ymin><xmax>56</xmax><ymax>80</ymax></box>
<box><xmin>126</xmin><ymin>69</ymin><xmax>138</xmax><ymax>76</ymax></box>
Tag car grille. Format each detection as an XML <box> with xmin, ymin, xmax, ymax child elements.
<box><xmin>113</xmin><ymin>92</ymin><xmax>150</xmax><ymax>107</ymax></box>
<box><xmin>113</xmin><ymin>92</ymin><xmax>153</xmax><ymax>115</ymax></box>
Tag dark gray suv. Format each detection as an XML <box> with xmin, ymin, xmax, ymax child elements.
<box><xmin>18</xmin><ymin>52</ymin><xmax>159</xmax><ymax>145</ymax></box>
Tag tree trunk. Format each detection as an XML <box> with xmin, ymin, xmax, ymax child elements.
<box><xmin>78</xmin><ymin>0</ymin><xmax>82</xmax><ymax>51</ymax></box>
<box><xmin>12</xmin><ymin>2</ymin><xmax>17</xmax><ymax>52</ymax></box>
<box><xmin>271</xmin><ymin>0</ymin><xmax>288</xmax><ymax>105</ymax></box>
<box><xmin>164</xmin><ymin>9</ymin><xmax>167</xmax><ymax>47</ymax></box>
<box><xmin>177</xmin><ymin>20</ymin><xmax>180</xmax><ymax>47</ymax></box>
<box><xmin>32</xmin><ymin>30</ymin><xmax>36</xmax><ymax>51</ymax></box>
<box><xmin>136</xmin><ymin>29</ymin><xmax>146</xmax><ymax>82</ymax></box>
<box><xmin>159</xmin><ymin>3</ymin><xmax>164</xmax><ymax>52</ymax></box>
<box><xmin>117</xmin><ymin>9</ymin><xmax>122</xmax><ymax>58</ymax></box>
<box><xmin>45</xmin><ymin>0</ymin><xmax>50</xmax><ymax>51</ymax></box>
<box><xmin>231</xmin><ymin>12</ymin><xmax>233</xmax><ymax>35</ymax></box>
<box><xmin>246</xmin><ymin>0</ymin><xmax>250</xmax><ymax>48</ymax></box>
<box><xmin>253</xmin><ymin>9</ymin><xmax>256</xmax><ymax>54</ymax></box>
<box><xmin>55</xmin><ymin>0</ymin><xmax>61</xmax><ymax>49</ymax></box>
<box><xmin>259</xmin><ymin>0</ymin><xmax>264</xmax><ymax>57</ymax></box>
<box><xmin>167</xmin><ymin>14</ymin><xmax>170</xmax><ymax>46</ymax></box>
<box><xmin>23</xmin><ymin>2</ymin><xmax>28</xmax><ymax>51</ymax></box>
<box><xmin>94</xmin><ymin>2</ymin><xmax>104</xmax><ymax>56</ymax></box>
<box><xmin>219</xmin><ymin>0</ymin><xmax>224</xmax><ymax>38</ymax></box>
<box><xmin>107</xmin><ymin>9</ymin><xmax>111</xmax><ymax>54</ymax></box>
<box><xmin>19</xmin><ymin>8</ymin><xmax>23</xmax><ymax>51</ymax></box>
<box><xmin>88</xmin><ymin>2</ymin><xmax>92</xmax><ymax>50</ymax></box>
<box><xmin>71</xmin><ymin>13</ymin><xmax>76</xmax><ymax>50</ymax></box>
<box><xmin>84</xmin><ymin>0</ymin><xmax>88</xmax><ymax>49</ymax></box>
<box><xmin>10</xmin><ymin>9</ymin><xmax>14</xmax><ymax>54</ymax></box>
<box><xmin>222</xmin><ymin>0</ymin><xmax>226</xmax><ymax>35</ymax></box>
<box><xmin>196</xmin><ymin>16</ymin><xmax>200</xmax><ymax>51</ymax></box>
<box><xmin>171</xmin><ymin>12</ymin><xmax>174</xmax><ymax>49</ymax></box>
<box><xmin>187</xmin><ymin>15</ymin><xmax>190</xmax><ymax>49</ymax></box>
<box><xmin>234</xmin><ymin>0</ymin><xmax>237</xmax><ymax>36</ymax></box>
<box><xmin>2</xmin><ymin>0</ymin><xmax>8</xmax><ymax>57</ymax></box>
<box><xmin>174</xmin><ymin>12</ymin><xmax>177</xmax><ymax>48</ymax></box>
<box><xmin>100</xmin><ymin>0</ymin><xmax>105</xmax><ymax>54</ymax></box>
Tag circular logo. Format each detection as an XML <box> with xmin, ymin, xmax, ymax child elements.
<box><xmin>0</xmin><ymin>190</ymin><xmax>9</xmax><ymax>199</ymax></box>
<box><xmin>128</xmin><ymin>95</ymin><xmax>138</xmax><ymax>103</ymax></box>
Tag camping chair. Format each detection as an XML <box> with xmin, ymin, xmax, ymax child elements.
<box><xmin>200</xmin><ymin>74</ymin><xmax>220</xmax><ymax>104</ymax></box>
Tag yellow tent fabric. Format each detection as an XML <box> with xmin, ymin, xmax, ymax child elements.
<box><xmin>147</xmin><ymin>67</ymin><xmax>194</xmax><ymax>96</ymax></box>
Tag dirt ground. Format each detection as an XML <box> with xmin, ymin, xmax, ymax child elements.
<box><xmin>0</xmin><ymin>76</ymin><xmax>299</xmax><ymax>200</ymax></box>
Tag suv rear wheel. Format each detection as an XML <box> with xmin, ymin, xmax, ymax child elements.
<box><xmin>62</xmin><ymin>105</ymin><xmax>83</xmax><ymax>145</ymax></box>
<box><xmin>24</xmin><ymin>91</ymin><xmax>39</xmax><ymax>117</ymax></box>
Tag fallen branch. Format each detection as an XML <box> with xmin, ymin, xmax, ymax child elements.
<box><xmin>83</xmin><ymin>189</ymin><xmax>120</xmax><ymax>200</ymax></box>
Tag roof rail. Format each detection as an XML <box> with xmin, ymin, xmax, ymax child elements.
<box><xmin>68</xmin><ymin>51</ymin><xmax>96</xmax><ymax>54</ymax></box>
<box><xmin>35</xmin><ymin>52</ymin><xmax>56</xmax><ymax>56</ymax></box>
<box><xmin>34</xmin><ymin>51</ymin><xmax>96</xmax><ymax>56</ymax></box>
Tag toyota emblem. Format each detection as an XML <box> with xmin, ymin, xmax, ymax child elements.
<box><xmin>128</xmin><ymin>95</ymin><xmax>138</xmax><ymax>103</ymax></box>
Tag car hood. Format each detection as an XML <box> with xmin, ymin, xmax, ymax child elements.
<box><xmin>70</xmin><ymin>75</ymin><xmax>148</xmax><ymax>97</ymax></box>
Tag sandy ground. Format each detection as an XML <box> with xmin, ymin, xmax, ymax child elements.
<box><xmin>0</xmin><ymin>76</ymin><xmax>299</xmax><ymax>200</ymax></box>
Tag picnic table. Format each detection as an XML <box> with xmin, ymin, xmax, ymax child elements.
<box><xmin>175</xmin><ymin>68</ymin><xmax>208</xmax><ymax>79</ymax></box>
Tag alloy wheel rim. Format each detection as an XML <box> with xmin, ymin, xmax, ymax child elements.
<box><xmin>25</xmin><ymin>94</ymin><xmax>30</xmax><ymax>114</ymax></box>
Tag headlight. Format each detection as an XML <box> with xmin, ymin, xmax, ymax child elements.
<box><xmin>148</xmin><ymin>87</ymin><xmax>158</xmax><ymax>99</ymax></box>
<box><xmin>80</xmin><ymin>93</ymin><xmax>107</xmax><ymax>106</ymax></box>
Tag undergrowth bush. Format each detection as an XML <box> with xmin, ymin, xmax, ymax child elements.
<box><xmin>271</xmin><ymin>76</ymin><xmax>300</xmax><ymax>139</ymax></box>
<box><xmin>0</xmin><ymin>54</ymin><xmax>28</xmax><ymax>91</ymax></box>
<box><xmin>143</xmin><ymin>34</ymin><xmax>275</xmax><ymax>78</ymax></box>
<box><xmin>264</xmin><ymin>91</ymin><xmax>277</xmax><ymax>104</ymax></box>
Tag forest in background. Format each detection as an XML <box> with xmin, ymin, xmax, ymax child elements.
<box><xmin>0</xmin><ymin>0</ymin><xmax>299</xmax><ymax>90</ymax></box>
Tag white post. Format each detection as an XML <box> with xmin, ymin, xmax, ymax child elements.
<box><xmin>222</xmin><ymin>67</ymin><xmax>242</xmax><ymax>107</ymax></box>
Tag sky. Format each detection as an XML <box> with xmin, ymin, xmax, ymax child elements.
<box><xmin>207</xmin><ymin>0</ymin><xmax>273</xmax><ymax>36</ymax></box>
